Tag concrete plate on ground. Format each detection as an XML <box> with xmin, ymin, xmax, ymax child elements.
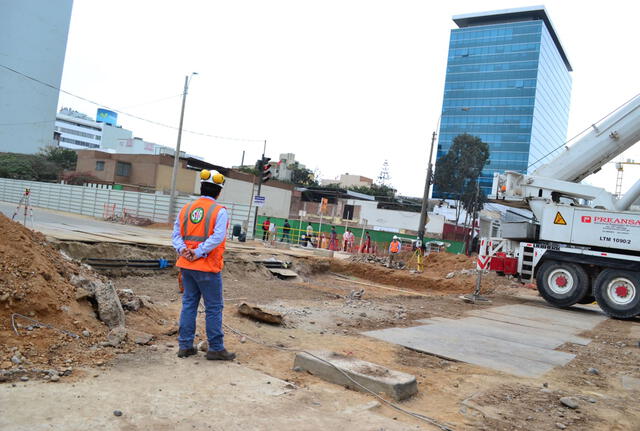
<box><xmin>364</xmin><ymin>304</ymin><xmax>607</xmax><ymax>378</ymax></box>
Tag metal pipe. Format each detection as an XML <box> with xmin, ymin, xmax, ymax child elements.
<box><xmin>615</xmin><ymin>178</ymin><xmax>640</xmax><ymax>211</ymax></box>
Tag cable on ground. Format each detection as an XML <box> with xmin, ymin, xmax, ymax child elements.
<box><xmin>11</xmin><ymin>313</ymin><xmax>79</xmax><ymax>339</ymax></box>
<box><xmin>222</xmin><ymin>323</ymin><xmax>455</xmax><ymax>431</ymax></box>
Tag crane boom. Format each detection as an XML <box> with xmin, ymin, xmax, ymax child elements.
<box><xmin>491</xmin><ymin>94</ymin><xmax>640</xmax><ymax>218</ymax></box>
<box><xmin>533</xmin><ymin>94</ymin><xmax>640</xmax><ymax>182</ymax></box>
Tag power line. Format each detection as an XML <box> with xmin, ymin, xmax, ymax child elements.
<box><xmin>0</xmin><ymin>120</ymin><xmax>55</xmax><ymax>126</ymax></box>
<box><xmin>120</xmin><ymin>93</ymin><xmax>183</xmax><ymax>109</ymax></box>
<box><xmin>527</xmin><ymin>91</ymin><xmax>640</xmax><ymax>170</ymax></box>
<box><xmin>0</xmin><ymin>63</ymin><xmax>264</xmax><ymax>143</ymax></box>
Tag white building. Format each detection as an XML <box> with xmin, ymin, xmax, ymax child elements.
<box><xmin>272</xmin><ymin>153</ymin><xmax>305</xmax><ymax>182</ymax></box>
<box><xmin>0</xmin><ymin>0</ymin><xmax>73</xmax><ymax>154</ymax></box>
<box><xmin>55</xmin><ymin>107</ymin><xmax>193</xmax><ymax>158</ymax></box>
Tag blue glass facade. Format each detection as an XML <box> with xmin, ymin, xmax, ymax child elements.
<box><xmin>434</xmin><ymin>16</ymin><xmax>572</xmax><ymax>197</ymax></box>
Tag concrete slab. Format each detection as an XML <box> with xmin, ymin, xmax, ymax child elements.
<box><xmin>468</xmin><ymin>310</ymin><xmax>588</xmax><ymax>334</ymax></box>
<box><xmin>363</xmin><ymin>325</ymin><xmax>575</xmax><ymax>378</ymax></box>
<box><xmin>480</xmin><ymin>304</ymin><xmax>607</xmax><ymax>331</ymax></box>
<box><xmin>293</xmin><ymin>350</ymin><xmax>418</xmax><ymax>400</ymax></box>
<box><xmin>417</xmin><ymin>317</ymin><xmax>588</xmax><ymax>349</ymax></box>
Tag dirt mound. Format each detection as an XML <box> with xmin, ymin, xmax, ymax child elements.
<box><xmin>423</xmin><ymin>252</ymin><xmax>475</xmax><ymax>276</ymax></box>
<box><xmin>0</xmin><ymin>215</ymin><xmax>170</xmax><ymax>379</ymax></box>
<box><xmin>0</xmin><ymin>214</ymin><xmax>113</xmax><ymax>370</ymax></box>
<box><xmin>329</xmin><ymin>259</ymin><xmax>479</xmax><ymax>295</ymax></box>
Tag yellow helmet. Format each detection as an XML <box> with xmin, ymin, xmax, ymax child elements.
<box><xmin>200</xmin><ymin>169</ymin><xmax>225</xmax><ymax>187</ymax></box>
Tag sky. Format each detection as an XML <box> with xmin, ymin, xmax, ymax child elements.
<box><xmin>57</xmin><ymin>0</ymin><xmax>640</xmax><ymax>197</ymax></box>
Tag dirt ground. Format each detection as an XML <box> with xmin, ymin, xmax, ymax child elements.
<box><xmin>2</xmin><ymin>235</ymin><xmax>640</xmax><ymax>430</ymax></box>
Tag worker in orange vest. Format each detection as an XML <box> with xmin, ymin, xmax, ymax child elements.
<box><xmin>388</xmin><ymin>235</ymin><xmax>401</xmax><ymax>267</ymax></box>
<box><xmin>172</xmin><ymin>169</ymin><xmax>235</xmax><ymax>361</ymax></box>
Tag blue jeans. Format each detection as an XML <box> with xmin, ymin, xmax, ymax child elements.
<box><xmin>178</xmin><ymin>269</ymin><xmax>225</xmax><ymax>352</ymax></box>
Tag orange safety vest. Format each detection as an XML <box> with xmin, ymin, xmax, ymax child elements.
<box><xmin>176</xmin><ymin>197</ymin><xmax>227</xmax><ymax>273</ymax></box>
<box><xmin>390</xmin><ymin>240</ymin><xmax>400</xmax><ymax>253</ymax></box>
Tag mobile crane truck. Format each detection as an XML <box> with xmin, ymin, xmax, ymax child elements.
<box><xmin>478</xmin><ymin>94</ymin><xmax>640</xmax><ymax>319</ymax></box>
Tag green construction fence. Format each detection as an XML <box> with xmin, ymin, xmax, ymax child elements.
<box><xmin>256</xmin><ymin>215</ymin><xmax>465</xmax><ymax>254</ymax></box>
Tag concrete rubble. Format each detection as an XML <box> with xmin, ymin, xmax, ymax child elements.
<box><xmin>293</xmin><ymin>350</ymin><xmax>418</xmax><ymax>401</ymax></box>
<box><xmin>70</xmin><ymin>274</ymin><xmax>125</xmax><ymax>328</ymax></box>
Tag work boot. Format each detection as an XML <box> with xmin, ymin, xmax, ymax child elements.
<box><xmin>206</xmin><ymin>349</ymin><xmax>236</xmax><ymax>361</ymax></box>
<box><xmin>177</xmin><ymin>347</ymin><xmax>197</xmax><ymax>358</ymax></box>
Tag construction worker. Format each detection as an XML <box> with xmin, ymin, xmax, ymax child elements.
<box><xmin>171</xmin><ymin>169</ymin><xmax>236</xmax><ymax>361</ymax></box>
<box><xmin>361</xmin><ymin>231</ymin><xmax>372</xmax><ymax>253</ymax></box>
<box><xmin>282</xmin><ymin>219</ymin><xmax>291</xmax><ymax>243</ymax></box>
<box><xmin>329</xmin><ymin>226</ymin><xmax>338</xmax><ymax>250</ymax></box>
<box><xmin>306</xmin><ymin>222</ymin><xmax>314</xmax><ymax>247</ymax></box>
<box><xmin>388</xmin><ymin>235</ymin><xmax>401</xmax><ymax>267</ymax></box>
<box><xmin>262</xmin><ymin>217</ymin><xmax>271</xmax><ymax>241</ymax></box>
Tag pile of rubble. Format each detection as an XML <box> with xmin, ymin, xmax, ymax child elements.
<box><xmin>445</xmin><ymin>269</ymin><xmax>478</xmax><ymax>279</ymax></box>
<box><xmin>349</xmin><ymin>254</ymin><xmax>406</xmax><ymax>270</ymax></box>
<box><xmin>0</xmin><ymin>214</ymin><xmax>164</xmax><ymax>382</ymax></box>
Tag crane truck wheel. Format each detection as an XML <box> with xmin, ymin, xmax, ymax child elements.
<box><xmin>593</xmin><ymin>269</ymin><xmax>640</xmax><ymax>319</ymax></box>
<box><xmin>536</xmin><ymin>261</ymin><xmax>589</xmax><ymax>307</ymax></box>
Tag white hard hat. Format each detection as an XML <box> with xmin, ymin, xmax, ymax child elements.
<box><xmin>393</xmin><ymin>235</ymin><xmax>399</xmax><ymax>240</ymax></box>
<box><xmin>200</xmin><ymin>169</ymin><xmax>225</xmax><ymax>188</ymax></box>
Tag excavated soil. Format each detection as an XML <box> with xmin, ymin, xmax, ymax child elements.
<box><xmin>328</xmin><ymin>253</ymin><xmax>504</xmax><ymax>295</ymax></box>
<box><xmin>3</xmin><ymin>232</ymin><xmax>640</xmax><ymax>429</ymax></box>
<box><xmin>0</xmin><ymin>215</ymin><xmax>171</xmax><ymax>376</ymax></box>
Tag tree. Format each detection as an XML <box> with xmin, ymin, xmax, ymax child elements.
<box><xmin>348</xmin><ymin>183</ymin><xmax>396</xmax><ymax>198</ymax></box>
<box><xmin>61</xmin><ymin>171</ymin><xmax>102</xmax><ymax>185</ymax></box>
<box><xmin>433</xmin><ymin>133</ymin><xmax>489</xmax><ymax>223</ymax></box>
<box><xmin>38</xmin><ymin>145</ymin><xmax>77</xmax><ymax>170</ymax></box>
<box><xmin>290</xmin><ymin>163</ymin><xmax>318</xmax><ymax>187</ymax></box>
<box><xmin>0</xmin><ymin>154</ymin><xmax>36</xmax><ymax>180</ymax></box>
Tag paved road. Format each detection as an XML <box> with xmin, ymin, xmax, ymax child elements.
<box><xmin>0</xmin><ymin>201</ymin><xmax>172</xmax><ymax>246</ymax></box>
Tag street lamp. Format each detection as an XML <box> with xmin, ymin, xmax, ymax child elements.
<box><xmin>168</xmin><ymin>72</ymin><xmax>198</xmax><ymax>222</ymax></box>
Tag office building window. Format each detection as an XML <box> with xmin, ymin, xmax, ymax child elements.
<box><xmin>116</xmin><ymin>161</ymin><xmax>131</xmax><ymax>177</ymax></box>
<box><xmin>95</xmin><ymin>161</ymin><xmax>105</xmax><ymax>171</ymax></box>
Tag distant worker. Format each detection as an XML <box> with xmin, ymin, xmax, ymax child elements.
<box><xmin>388</xmin><ymin>235</ymin><xmax>401</xmax><ymax>267</ymax></box>
<box><xmin>282</xmin><ymin>219</ymin><xmax>291</xmax><ymax>243</ymax></box>
<box><xmin>306</xmin><ymin>223</ymin><xmax>314</xmax><ymax>247</ymax></box>
<box><xmin>348</xmin><ymin>229</ymin><xmax>356</xmax><ymax>252</ymax></box>
<box><xmin>343</xmin><ymin>229</ymin><xmax>354</xmax><ymax>252</ymax></box>
<box><xmin>361</xmin><ymin>231</ymin><xmax>372</xmax><ymax>254</ymax></box>
<box><xmin>172</xmin><ymin>169</ymin><xmax>235</xmax><ymax>361</ymax></box>
<box><xmin>262</xmin><ymin>217</ymin><xmax>271</xmax><ymax>241</ymax></box>
<box><xmin>268</xmin><ymin>219</ymin><xmax>277</xmax><ymax>242</ymax></box>
<box><xmin>329</xmin><ymin>226</ymin><xmax>338</xmax><ymax>250</ymax></box>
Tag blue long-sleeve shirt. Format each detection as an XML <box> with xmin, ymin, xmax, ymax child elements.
<box><xmin>171</xmin><ymin>196</ymin><xmax>228</xmax><ymax>258</ymax></box>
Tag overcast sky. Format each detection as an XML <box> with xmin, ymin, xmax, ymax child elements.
<box><xmin>57</xmin><ymin>0</ymin><xmax>640</xmax><ymax>197</ymax></box>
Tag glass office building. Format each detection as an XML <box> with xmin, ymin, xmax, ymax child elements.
<box><xmin>434</xmin><ymin>6</ymin><xmax>572</xmax><ymax>197</ymax></box>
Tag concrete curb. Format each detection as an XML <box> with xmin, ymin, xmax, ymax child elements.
<box><xmin>293</xmin><ymin>350</ymin><xmax>418</xmax><ymax>401</ymax></box>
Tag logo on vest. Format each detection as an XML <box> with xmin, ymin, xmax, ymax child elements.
<box><xmin>190</xmin><ymin>207</ymin><xmax>205</xmax><ymax>224</ymax></box>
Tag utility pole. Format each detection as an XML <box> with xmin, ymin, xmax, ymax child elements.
<box><xmin>252</xmin><ymin>140</ymin><xmax>267</xmax><ymax>237</ymax></box>
<box><xmin>417</xmin><ymin>131</ymin><xmax>437</xmax><ymax>244</ymax></box>
<box><xmin>168</xmin><ymin>73</ymin><xmax>197</xmax><ymax>222</ymax></box>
